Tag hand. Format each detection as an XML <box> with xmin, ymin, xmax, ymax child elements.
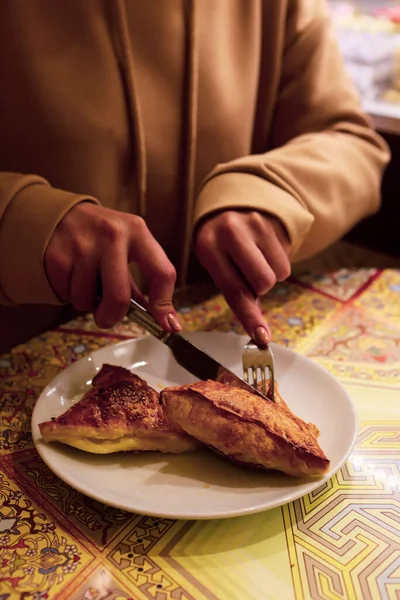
<box><xmin>44</xmin><ymin>203</ymin><xmax>181</xmax><ymax>331</ymax></box>
<box><xmin>194</xmin><ymin>210</ymin><xmax>291</xmax><ymax>344</ymax></box>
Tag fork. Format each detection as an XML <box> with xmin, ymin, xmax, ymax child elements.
<box><xmin>242</xmin><ymin>340</ymin><xmax>275</xmax><ymax>402</ymax></box>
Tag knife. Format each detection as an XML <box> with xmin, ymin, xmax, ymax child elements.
<box><xmin>126</xmin><ymin>299</ymin><xmax>270</xmax><ymax>401</ymax></box>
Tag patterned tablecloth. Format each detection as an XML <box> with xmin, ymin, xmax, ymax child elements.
<box><xmin>0</xmin><ymin>265</ymin><xmax>399</xmax><ymax>600</ymax></box>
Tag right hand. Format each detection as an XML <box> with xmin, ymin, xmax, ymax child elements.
<box><xmin>44</xmin><ymin>202</ymin><xmax>181</xmax><ymax>331</ymax></box>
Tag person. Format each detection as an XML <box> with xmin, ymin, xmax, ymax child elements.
<box><xmin>0</xmin><ymin>0</ymin><xmax>389</xmax><ymax>352</ymax></box>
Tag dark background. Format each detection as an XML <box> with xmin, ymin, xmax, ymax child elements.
<box><xmin>346</xmin><ymin>131</ymin><xmax>400</xmax><ymax>258</ymax></box>
<box><xmin>328</xmin><ymin>0</ymin><xmax>400</xmax><ymax>259</ymax></box>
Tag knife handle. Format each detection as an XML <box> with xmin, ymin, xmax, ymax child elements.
<box><xmin>127</xmin><ymin>299</ymin><xmax>170</xmax><ymax>341</ymax></box>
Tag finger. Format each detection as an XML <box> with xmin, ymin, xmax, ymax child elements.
<box><xmin>234</xmin><ymin>212</ymin><xmax>291</xmax><ymax>282</ymax></box>
<box><xmin>271</xmin><ymin>217</ymin><xmax>292</xmax><ymax>254</ymax></box>
<box><xmin>127</xmin><ymin>220</ymin><xmax>181</xmax><ymax>331</ymax></box>
<box><xmin>94</xmin><ymin>242</ymin><xmax>131</xmax><ymax>329</ymax></box>
<box><xmin>199</xmin><ymin>247</ymin><xmax>271</xmax><ymax>344</ymax></box>
<box><xmin>70</xmin><ymin>259</ymin><xmax>99</xmax><ymax>312</ymax></box>
<box><xmin>129</xmin><ymin>275</ymin><xmax>148</xmax><ymax>309</ymax></box>
<box><xmin>44</xmin><ymin>246</ymin><xmax>72</xmax><ymax>303</ymax></box>
<box><xmin>258</xmin><ymin>237</ymin><xmax>291</xmax><ymax>282</ymax></box>
<box><xmin>225</xmin><ymin>240</ymin><xmax>277</xmax><ymax>297</ymax></box>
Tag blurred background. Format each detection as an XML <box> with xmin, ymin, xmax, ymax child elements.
<box><xmin>327</xmin><ymin>1</ymin><xmax>400</xmax><ymax>258</ymax></box>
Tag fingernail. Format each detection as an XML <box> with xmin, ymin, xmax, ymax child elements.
<box><xmin>254</xmin><ymin>326</ymin><xmax>270</xmax><ymax>346</ymax></box>
<box><xmin>167</xmin><ymin>312</ymin><xmax>182</xmax><ymax>332</ymax></box>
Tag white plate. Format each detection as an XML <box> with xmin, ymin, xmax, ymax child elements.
<box><xmin>31</xmin><ymin>333</ymin><xmax>357</xmax><ymax>520</ymax></box>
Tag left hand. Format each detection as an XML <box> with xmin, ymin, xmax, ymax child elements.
<box><xmin>194</xmin><ymin>210</ymin><xmax>291</xmax><ymax>344</ymax></box>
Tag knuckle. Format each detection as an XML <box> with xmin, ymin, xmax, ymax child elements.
<box><xmin>99</xmin><ymin>218</ymin><xmax>125</xmax><ymax>243</ymax></box>
<box><xmin>73</xmin><ymin>240</ymin><xmax>91</xmax><ymax>260</ymax></box>
<box><xmin>94</xmin><ymin>313</ymin><xmax>111</xmax><ymax>330</ymax></box>
<box><xmin>162</xmin><ymin>263</ymin><xmax>177</xmax><ymax>284</ymax></box>
<box><xmin>255</xmin><ymin>271</ymin><xmax>276</xmax><ymax>295</ymax></box>
<box><xmin>71</xmin><ymin>282</ymin><xmax>98</xmax><ymax>312</ymax></box>
<box><xmin>151</xmin><ymin>262</ymin><xmax>177</xmax><ymax>287</ymax></box>
<box><xmin>73</xmin><ymin>296</ymin><xmax>94</xmax><ymax>313</ymax></box>
<box><xmin>222</xmin><ymin>281</ymin><xmax>248</xmax><ymax>300</ymax></box>
<box><xmin>252</xmin><ymin>281</ymin><xmax>267</xmax><ymax>297</ymax></box>
<box><xmin>225</xmin><ymin>295</ymin><xmax>258</xmax><ymax>324</ymax></box>
<box><xmin>128</xmin><ymin>214</ymin><xmax>146</xmax><ymax>232</ymax></box>
<box><xmin>275</xmin><ymin>262</ymin><xmax>291</xmax><ymax>282</ymax></box>
<box><xmin>74</xmin><ymin>300</ymin><xmax>87</xmax><ymax>312</ymax></box>
<box><xmin>109</xmin><ymin>291</ymin><xmax>130</xmax><ymax>314</ymax></box>
<box><xmin>218</xmin><ymin>212</ymin><xmax>239</xmax><ymax>237</ymax></box>
<box><xmin>241</xmin><ymin>308</ymin><xmax>259</xmax><ymax>323</ymax></box>
<box><xmin>152</xmin><ymin>299</ymin><xmax>174</xmax><ymax>312</ymax></box>
<box><xmin>195</xmin><ymin>231</ymin><xmax>215</xmax><ymax>260</ymax></box>
<box><xmin>97</xmin><ymin>300</ymin><xmax>128</xmax><ymax>329</ymax></box>
<box><xmin>249</xmin><ymin>211</ymin><xmax>267</xmax><ymax>234</ymax></box>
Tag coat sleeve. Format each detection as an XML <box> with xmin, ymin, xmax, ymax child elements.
<box><xmin>194</xmin><ymin>0</ymin><xmax>390</xmax><ymax>262</ymax></box>
<box><xmin>0</xmin><ymin>173</ymin><xmax>98</xmax><ymax>305</ymax></box>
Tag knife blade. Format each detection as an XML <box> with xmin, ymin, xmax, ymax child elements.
<box><xmin>126</xmin><ymin>299</ymin><xmax>270</xmax><ymax>401</ymax></box>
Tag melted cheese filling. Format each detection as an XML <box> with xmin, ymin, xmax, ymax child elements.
<box><xmin>43</xmin><ymin>432</ymin><xmax>196</xmax><ymax>454</ymax></box>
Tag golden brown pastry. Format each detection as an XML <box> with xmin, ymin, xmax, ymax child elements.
<box><xmin>39</xmin><ymin>364</ymin><xmax>198</xmax><ymax>454</ymax></box>
<box><xmin>161</xmin><ymin>380</ymin><xmax>330</xmax><ymax>477</ymax></box>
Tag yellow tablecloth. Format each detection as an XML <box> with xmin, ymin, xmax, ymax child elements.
<box><xmin>1</xmin><ymin>266</ymin><xmax>399</xmax><ymax>600</ymax></box>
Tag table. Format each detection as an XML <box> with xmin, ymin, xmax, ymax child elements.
<box><xmin>1</xmin><ymin>263</ymin><xmax>399</xmax><ymax>600</ymax></box>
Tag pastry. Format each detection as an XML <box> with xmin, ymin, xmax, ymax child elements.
<box><xmin>161</xmin><ymin>380</ymin><xmax>329</xmax><ymax>477</ymax></box>
<box><xmin>39</xmin><ymin>364</ymin><xmax>198</xmax><ymax>454</ymax></box>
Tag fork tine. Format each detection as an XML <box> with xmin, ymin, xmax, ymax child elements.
<box><xmin>260</xmin><ymin>367</ymin><xmax>266</xmax><ymax>397</ymax></box>
<box><xmin>242</xmin><ymin>339</ymin><xmax>275</xmax><ymax>402</ymax></box>
<box><xmin>251</xmin><ymin>367</ymin><xmax>257</xmax><ymax>389</ymax></box>
<box><xmin>269</xmin><ymin>364</ymin><xmax>275</xmax><ymax>401</ymax></box>
<box><xmin>267</xmin><ymin>346</ymin><xmax>275</xmax><ymax>401</ymax></box>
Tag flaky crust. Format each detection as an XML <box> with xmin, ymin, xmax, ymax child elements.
<box><xmin>39</xmin><ymin>364</ymin><xmax>198</xmax><ymax>454</ymax></box>
<box><xmin>161</xmin><ymin>380</ymin><xmax>330</xmax><ymax>477</ymax></box>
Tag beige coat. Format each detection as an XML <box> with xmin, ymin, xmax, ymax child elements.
<box><xmin>0</xmin><ymin>0</ymin><xmax>389</xmax><ymax>350</ymax></box>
